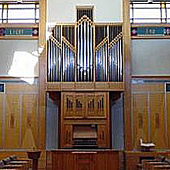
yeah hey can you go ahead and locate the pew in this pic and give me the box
[151,165,170,170]
[0,156,30,170]
[146,162,168,170]
[2,158,27,170]
[142,159,159,170]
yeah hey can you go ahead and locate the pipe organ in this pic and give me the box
[47,12,124,149]
[47,15,123,82]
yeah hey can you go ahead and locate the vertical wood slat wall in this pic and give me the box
[0,82,39,149]
[131,82,170,149]
[123,0,131,150]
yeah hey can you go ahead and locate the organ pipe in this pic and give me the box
[47,20,123,82]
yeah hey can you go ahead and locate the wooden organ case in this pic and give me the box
[60,92,110,148]
[46,10,124,149]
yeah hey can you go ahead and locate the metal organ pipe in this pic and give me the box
[47,39,50,82]
[80,22,83,81]
[120,38,123,81]
[77,16,93,82]
[47,22,123,83]
[84,21,86,81]
[77,24,80,81]
[90,25,93,81]
[87,22,89,81]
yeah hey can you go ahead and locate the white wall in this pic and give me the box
[0,40,38,77]
[47,0,122,24]
[131,39,170,76]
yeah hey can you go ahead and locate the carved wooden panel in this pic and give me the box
[64,125,73,147]
[75,93,85,118]
[5,94,20,148]
[132,94,149,149]
[86,94,95,117]
[94,93,106,118]
[97,125,108,148]
[150,94,167,148]
[64,94,75,118]
[63,92,107,119]
[22,94,38,148]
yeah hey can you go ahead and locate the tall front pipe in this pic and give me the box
[62,42,65,81]
[119,38,122,81]
[47,40,51,81]
[105,42,108,81]
[87,22,90,81]
[84,21,87,81]
[117,40,120,82]
[90,25,93,81]
[80,22,83,81]
[77,25,80,81]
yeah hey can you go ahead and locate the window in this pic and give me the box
[0,3,39,23]
[130,2,170,23]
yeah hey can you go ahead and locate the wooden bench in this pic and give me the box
[0,156,30,170]
[151,165,170,170]
[146,161,168,170]
[9,156,31,168]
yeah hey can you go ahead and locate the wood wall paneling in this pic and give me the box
[0,82,39,149]
[22,94,38,148]
[166,93,170,148]
[74,153,95,170]
[5,94,20,148]
[95,152,107,170]
[150,94,167,148]
[123,0,131,150]
[38,0,47,150]
[132,94,149,149]
[131,82,169,149]
[38,47,47,149]
[0,94,3,147]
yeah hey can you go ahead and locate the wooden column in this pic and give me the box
[38,0,47,149]
[123,0,132,150]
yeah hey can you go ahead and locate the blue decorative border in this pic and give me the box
[0,28,39,36]
[131,27,170,36]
